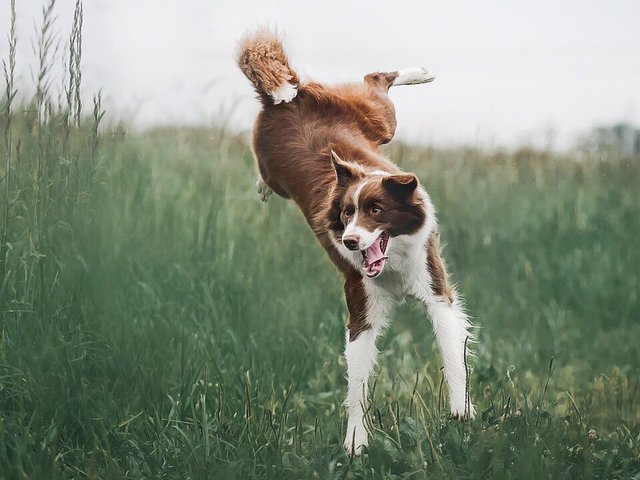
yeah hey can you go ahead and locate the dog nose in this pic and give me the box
[342,234,360,251]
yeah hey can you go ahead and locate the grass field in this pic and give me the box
[2,6,640,479]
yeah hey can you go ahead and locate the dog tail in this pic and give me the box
[236,28,299,105]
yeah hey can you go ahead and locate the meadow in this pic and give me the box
[1,4,640,479]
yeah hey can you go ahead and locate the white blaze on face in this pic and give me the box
[343,222,383,250]
[341,180,390,278]
[342,180,381,250]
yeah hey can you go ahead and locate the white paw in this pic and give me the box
[256,176,273,203]
[451,402,476,420]
[343,422,368,456]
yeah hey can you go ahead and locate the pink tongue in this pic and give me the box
[365,235,385,265]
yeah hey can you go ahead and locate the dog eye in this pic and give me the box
[371,205,382,214]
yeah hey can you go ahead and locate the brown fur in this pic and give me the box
[238,33,429,339]
[344,274,369,341]
[332,178,426,239]
[427,234,454,303]
[237,33,478,447]
[236,28,299,102]
[250,83,405,251]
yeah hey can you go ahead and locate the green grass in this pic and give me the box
[1,4,639,479]
[1,123,639,479]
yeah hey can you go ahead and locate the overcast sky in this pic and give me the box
[2,0,639,149]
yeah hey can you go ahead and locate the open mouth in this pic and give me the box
[361,231,389,278]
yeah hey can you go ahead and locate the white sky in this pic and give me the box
[2,0,639,149]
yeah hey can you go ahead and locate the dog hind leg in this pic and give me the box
[359,67,434,145]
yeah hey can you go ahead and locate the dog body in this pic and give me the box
[237,29,475,455]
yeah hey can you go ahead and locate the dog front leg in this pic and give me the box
[343,328,378,455]
[412,235,476,419]
[342,276,391,455]
[424,295,475,419]
[255,174,273,203]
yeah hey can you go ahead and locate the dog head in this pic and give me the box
[327,151,426,278]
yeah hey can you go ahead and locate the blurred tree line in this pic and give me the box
[578,122,640,157]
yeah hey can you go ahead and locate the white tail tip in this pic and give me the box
[392,67,436,86]
[271,82,298,104]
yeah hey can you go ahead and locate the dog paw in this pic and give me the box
[450,403,476,420]
[343,422,368,456]
[256,176,273,203]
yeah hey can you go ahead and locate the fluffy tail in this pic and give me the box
[236,28,299,105]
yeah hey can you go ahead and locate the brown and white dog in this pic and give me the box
[237,28,475,455]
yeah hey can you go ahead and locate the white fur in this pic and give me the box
[392,67,436,86]
[271,82,297,104]
[342,180,384,251]
[411,287,476,418]
[342,222,383,251]
[256,175,273,202]
[430,300,475,418]
[352,179,368,209]
[330,231,363,272]
[339,187,475,454]
[343,329,376,455]
[332,188,437,276]
[343,284,393,455]
[369,170,392,177]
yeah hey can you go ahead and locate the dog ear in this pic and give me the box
[382,174,418,198]
[330,150,357,186]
